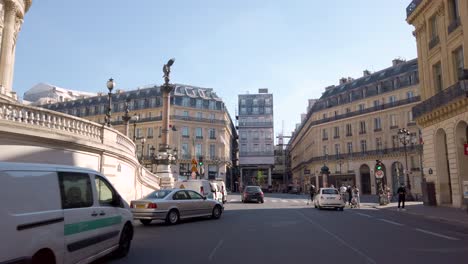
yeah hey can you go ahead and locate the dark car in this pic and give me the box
[242,186,264,203]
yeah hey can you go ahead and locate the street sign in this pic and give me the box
[191,158,197,165]
[191,165,198,172]
[375,170,384,179]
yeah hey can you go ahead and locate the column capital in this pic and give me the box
[3,0,19,15]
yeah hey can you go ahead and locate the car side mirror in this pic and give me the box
[203,196,207,200]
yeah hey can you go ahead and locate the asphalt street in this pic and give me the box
[97,193,468,264]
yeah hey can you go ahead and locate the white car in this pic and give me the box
[0,162,134,264]
[314,188,345,211]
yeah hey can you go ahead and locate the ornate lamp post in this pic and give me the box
[122,99,131,137]
[398,128,414,200]
[105,78,115,127]
[140,137,146,162]
[132,114,139,142]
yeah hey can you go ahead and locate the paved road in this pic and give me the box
[98,193,468,264]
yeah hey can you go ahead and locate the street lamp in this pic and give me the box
[105,78,115,127]
[122,99,131,137]
[398,128,414,200]
[131,113,139,142]
[140,137,146,162]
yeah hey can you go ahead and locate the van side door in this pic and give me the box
[59,171,99,263]
[91,175,125,254]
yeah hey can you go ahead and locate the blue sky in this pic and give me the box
[14,0,416,141]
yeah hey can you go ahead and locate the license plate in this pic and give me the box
[136,204,146,209]
[251,198,257,201]
[327,197,335,200]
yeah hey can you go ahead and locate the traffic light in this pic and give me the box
[376,160,383,170]
[198,156,204,166]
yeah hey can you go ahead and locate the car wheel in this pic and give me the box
[166,209,179,225]
[139,219,152,226]
[261,199,264,203]
[113,223,133,259]
[212,205,222,219]
[340,207,345,211]
[32,249,55,264]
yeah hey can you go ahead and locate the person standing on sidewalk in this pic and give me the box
[397,183,406,210]
[309,185,316,202]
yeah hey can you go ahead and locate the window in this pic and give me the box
[196,99,203,109]
[346,108,351,113]
[360,140,367,153]
[389,96,397,104]
[265,98,271,105]
[390,114,398,127]
[147,127,154,138]
[334,110,339,116]
[240,107,247,114]
[322,129,328,140]
[359,121,366,134]
[209,144,215,159]
[323,146,328,156]
[253,144,259,152]
[136,128,142,138]
[407,91,414,99]
[266,143,272,152]
[240,131,247,139]
[335,144,340,155]
[196,128,203,138]
[346,124,352,136]
[334,127,340,138]
[453,47,464,80]
[392,135,400,149]
[253,131,259,139]
[430,15,438,40]
[181,143,189,156]
[374,118,382,130]
[323,113,328,119]
[182,97,190,107]
[347,142,353,154]
[241,144,247,152]
[173,191,190,200]
[253,107,259,114]
[253,99,258,105]
[265,107,272,114]
[449,0,459,24]
[433,62,443,92]
[187,190,203,200]
[373,100,380,107]
[210,113,216,120]
[195,144,202,156]
[182,127,189,137]
[265,130,272,140]
[408,111,414,123]
[240,99,246,105]
[58,172,93,209]
[209,128,216,139]
[376,137,383,151]
[183,111,189,117]
[95,176,116,206]
[358,104,365,111]
[209,101,216,110]
[197,112,203,119]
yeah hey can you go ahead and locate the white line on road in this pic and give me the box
[281,199,288,203]
[292,200,299,203]
[415,228,459,241]
[296,211,376,264]
[230,199,237,202]
[271,199,278,203]
[208,239,224,261]
[355,213,373,218]
[377,218,404,227]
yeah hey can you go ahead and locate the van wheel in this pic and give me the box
[140,219,152,226]
[212,205,222,219]
[166,209,179,225]
[113,223,133,258]
[32,249,55,264]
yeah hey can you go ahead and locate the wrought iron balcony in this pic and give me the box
[406,0,422,18]
[237,121,273,128]
[413,80,468,119]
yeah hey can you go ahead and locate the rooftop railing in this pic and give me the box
[406,0,422,18]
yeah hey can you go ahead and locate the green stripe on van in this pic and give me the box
[64,216,122,236]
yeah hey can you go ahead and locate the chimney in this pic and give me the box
[258,88,268,94]
[363,70,371,77]
[347,77,354,82]
[339,77,347,85]
[392,58,405,67]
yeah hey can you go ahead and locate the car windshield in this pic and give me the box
[144,190,172,199]
[322,189,339,195]
[246,187,261,192]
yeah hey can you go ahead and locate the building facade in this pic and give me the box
[238,89,274,189]
[0,0,31,102]
[289,59,423,197]
[23,83,97,105]
[407,0,468,208]
[42,84,238,189]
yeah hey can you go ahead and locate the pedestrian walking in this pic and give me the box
[339,184,347,201]
[397,184,406,210]
[309,185,316,202]
[347,185,352,205]
[352,186,360,208]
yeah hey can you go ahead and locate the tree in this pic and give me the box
[256,171,265,186]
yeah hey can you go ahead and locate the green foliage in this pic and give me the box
[256,171,265,185]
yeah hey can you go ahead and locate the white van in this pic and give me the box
[212,179,227,204]
[0,162,134,264]
[175,179,218,200]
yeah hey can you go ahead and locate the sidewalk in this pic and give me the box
[359,195,468,228]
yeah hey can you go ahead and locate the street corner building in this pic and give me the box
[288,58,423,197]
[407,0,468,208]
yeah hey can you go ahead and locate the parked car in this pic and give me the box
[174,179,217,200]
[131,189,223,225]
[242,186,264,203]
[314,188,345,211]
[212,179,228,204]
[0,162,134,264]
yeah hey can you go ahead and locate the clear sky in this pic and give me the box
[14,0,417,142]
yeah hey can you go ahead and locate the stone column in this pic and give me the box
[0,0,17,94]
[268,167,272,187]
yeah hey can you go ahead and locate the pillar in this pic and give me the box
[240,168,243,191]
[0,1,17,93]
[268,167,272,187]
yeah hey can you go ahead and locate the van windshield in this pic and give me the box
[144,190,172,199]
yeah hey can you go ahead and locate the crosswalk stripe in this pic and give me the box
[281,200,288,203]
[230,199,237,202]
[292,200,299,203]
[271,199,278,203]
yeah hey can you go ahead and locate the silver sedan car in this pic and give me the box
[130,189,224,225]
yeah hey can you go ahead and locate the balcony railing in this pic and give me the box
[171,115,226,125]
[238,121,273,128]
[240,151,274,157]
[413,80,468,119]
[292,145,423,172]
[406,0,422,18]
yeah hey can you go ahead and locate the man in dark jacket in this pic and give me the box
[397,184,406,210]
[347,185,352,205]
[310,185,316,201]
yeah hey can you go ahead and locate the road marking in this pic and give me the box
[355,213,373,218]
[281,199,288,203]
[377,218,404,226]
[230,199,237,202]
[415,228,459,241]
[271,199,278,203]
[208,239,224,261]
[296,211,376,264]
[292,200,299,203]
